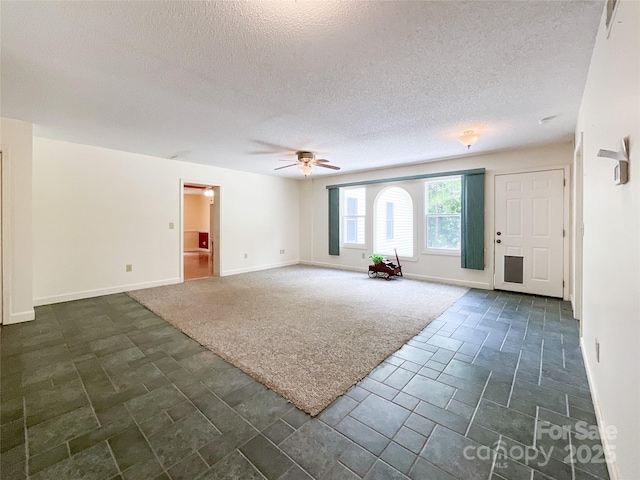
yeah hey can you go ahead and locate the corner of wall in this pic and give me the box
[0,117,34,325]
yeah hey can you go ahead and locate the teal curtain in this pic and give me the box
[328,187,340,255]
[461,172,485,270]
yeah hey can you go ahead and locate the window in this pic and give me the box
[425,177,462,251]
[329,170,484,265]
[342,187,365,245]
[375,187,413,257]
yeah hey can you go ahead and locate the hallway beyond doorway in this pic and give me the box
[184,251,213,280]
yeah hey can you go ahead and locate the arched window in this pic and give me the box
[374,187,413,257]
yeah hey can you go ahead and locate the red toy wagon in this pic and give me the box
[368,249,403,280]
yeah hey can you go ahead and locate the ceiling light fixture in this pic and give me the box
[298,164,313,176]
[203,188,214,197]
[458,130,480,149]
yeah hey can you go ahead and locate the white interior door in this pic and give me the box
[494,170,564,297]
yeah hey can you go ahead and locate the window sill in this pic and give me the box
[341,244,368,250]
[422,249,461,257]
[376,253,417,262]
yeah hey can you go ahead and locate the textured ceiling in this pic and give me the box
[1,1,603,177]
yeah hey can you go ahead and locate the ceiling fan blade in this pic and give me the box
[279,158,299,162]
[252,140,298,154]
[247,150,285,155]
[314,159,330,163]
[274,163,298,170]
[315,164,341,170]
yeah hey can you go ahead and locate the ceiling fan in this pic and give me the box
[274,151,341,176]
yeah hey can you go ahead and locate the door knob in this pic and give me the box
[496,239,502,244]
[497,232,502,235]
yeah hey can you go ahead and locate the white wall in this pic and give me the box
[300,143,572,292]
[574,1,640,478]
[32,138,300,304]
[0,118,35,324]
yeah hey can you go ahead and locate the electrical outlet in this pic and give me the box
[595,339,600,363]
[362,253,365,259]
[126,264,132,272]
[169,222,174,230]
[244,253,248,259]
[280,249,285,254]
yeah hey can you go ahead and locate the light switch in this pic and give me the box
[169,222,174,229]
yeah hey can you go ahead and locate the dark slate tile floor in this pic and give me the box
[0,289,611,480]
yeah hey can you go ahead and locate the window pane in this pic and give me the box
[346,197,358,216]
[426,215,461,249]
[386,202,394,239]
[426,179,461,214]
[343,217,365,244]
[375,187,413,257]
[346,218,357,243]
[344,188,366,215]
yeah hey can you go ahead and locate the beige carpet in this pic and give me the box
[128,265,468,415]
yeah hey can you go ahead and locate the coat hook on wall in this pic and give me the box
[597,137,629,185]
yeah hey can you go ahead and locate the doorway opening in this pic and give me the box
[182,183,220,281]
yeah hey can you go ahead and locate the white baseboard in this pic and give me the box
[300,261,491,290]
[5,309,35,324]
[401,272,490,290]
[221,260,300,277]
[580,337,619,480]
[33,278,182,306]
[299,261,367,273]
[33,262,300,306]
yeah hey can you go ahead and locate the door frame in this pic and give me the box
[489,164,571,300]
[573,135,584,332]
[179,179,221,281]
[0,151,3,324]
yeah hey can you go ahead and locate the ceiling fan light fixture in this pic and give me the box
[298,151,314,162]
[203,188,214,197]
[458,130,480,149]
[272,149,339,174]
[298,164,313,176]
